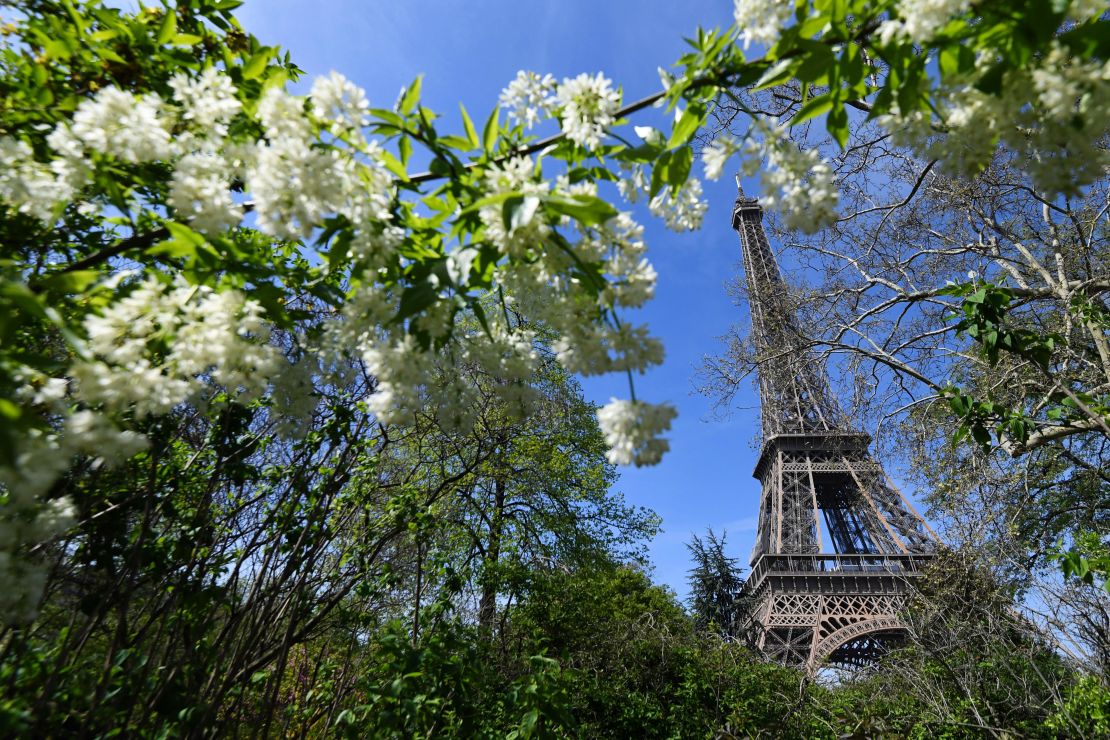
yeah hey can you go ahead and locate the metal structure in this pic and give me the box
[731,186,937,670]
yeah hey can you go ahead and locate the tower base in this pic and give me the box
[741,553,930,671]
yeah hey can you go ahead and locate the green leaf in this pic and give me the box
[39,270,100,295]
[396,281,439,321]
[826,103,848,149]
[399,74,423,115]
[482,107,500,155]
[794,43,836,84]
[171,33,203,47]
[667,102,706,149]
[544,194,618,226]
[379,149,408,180]
[242,49,273,81]
[792,93,834,125]
[665,146,693,187]
[156,9,177,44]
[754,58,800,90]
[460,104,480,149]
[437,134,474,151]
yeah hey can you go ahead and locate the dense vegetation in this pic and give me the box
[0,0,1107,736]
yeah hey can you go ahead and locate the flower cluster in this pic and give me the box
[169,65,242,138]
[702,134,741,181]
[879,42,1110,196]
[71,87,175,163]
[0,398,145,623]
[499,70,621,150]
[168,151,244,235]
[479,155,551,258]
[71,276,288,417]
[649,178,709,233]
[555,72,621,149]
[742,121,839,234]
[596,398,678,467]
[0,138,71,221]
[311,70,371,131]
[877,0,971,45]
[733,0,793,50]
[499,70,557,129]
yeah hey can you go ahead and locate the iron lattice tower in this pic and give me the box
[732,188,937,670]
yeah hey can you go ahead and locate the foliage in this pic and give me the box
[686,528,749,637]
[0,0,1106,735]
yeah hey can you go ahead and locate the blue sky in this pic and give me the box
[234,0,781,599]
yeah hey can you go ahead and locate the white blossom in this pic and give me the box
[617,163,649,204]
[742,123,838,233]
[555,73,621,150]
[598,213,656,308]
[169,151,243,235]
[877,42,1110,195]
[169,66,241,137]
[554,321,664,376]
[649,177,708,232]
[702,134,740,181]
[0,137,70,221]
[0,431,74,624]
[499,70,556,129]
[733,0,793,50]
[32,378,68,407]
[310,71,370,130]
[73,276,284,416]
[479,156,550,256]
[1068,0,1106,22]
[250,126,356,240]
[70,87,174,162]
[877,0,971,45]
[360,334,434,426]
[45,125,91,193]
[596,399,678,466]
[63,410,149,466]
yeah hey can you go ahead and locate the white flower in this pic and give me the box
[1068,0,1106,22]
[733,0,793,50]
[71,87,174,162]
[257,86,312,140]
[499,70,557,129]
[596,399,677,466]
[361,334,433,426]
[554,321,664,376]
[73,276,284,416]
[310,71,370,130]
[0,431,75,624]
[479,156,550,255]
[617,163,649,204]
[45,125,91,193]
[33,377,68,407]
[555,73,621,150]
[169,66,241,136]
[649,177,708,232]
[877,0,971,45]
[0,137,70,221]
[702,134,740,181]
[169,151,243,235]
[743,123,838,233]
[63,410,149,466]
[250,130,355,240]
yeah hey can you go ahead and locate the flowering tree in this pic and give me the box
[0,0,1106,624]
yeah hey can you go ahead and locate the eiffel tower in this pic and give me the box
[732,186,937,670]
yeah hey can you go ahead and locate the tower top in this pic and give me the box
[732,178,763,229]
